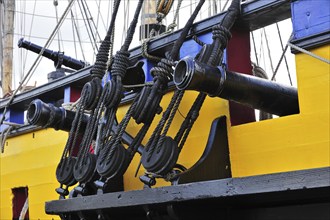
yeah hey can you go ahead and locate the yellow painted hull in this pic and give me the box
[1,45,329,219]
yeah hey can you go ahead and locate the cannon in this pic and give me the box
[174,57,299,116]
[18,38,88,71]
[26,99,143,153]
[27,99,88,132]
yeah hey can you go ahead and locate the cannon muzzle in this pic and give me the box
[18,38,88,70]
[174,57,299,116]
[27,99,88,131]
[27,99,144,154]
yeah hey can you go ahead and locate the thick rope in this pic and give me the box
[135,0,206,167]
[96,0,145,173]
[90,0,121,79]
[173,0,241,159]
[145,90,183,160]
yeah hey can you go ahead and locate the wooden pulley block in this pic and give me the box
[157,0,174,17]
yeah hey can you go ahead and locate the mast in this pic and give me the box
[0,0,4,89]
[0,1,3,90]
[140,0,157,40]
[1,0,15,96]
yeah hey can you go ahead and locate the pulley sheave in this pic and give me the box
[141,136,179,176]
[56,157,77,186]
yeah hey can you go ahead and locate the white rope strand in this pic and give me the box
[288,41,330,64]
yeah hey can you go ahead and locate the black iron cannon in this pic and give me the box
[173,57,299,116]
[26,99,142,153]
[18,38,88,71]
[26,99,88,132]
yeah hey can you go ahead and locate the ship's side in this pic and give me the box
[0,0,329,219]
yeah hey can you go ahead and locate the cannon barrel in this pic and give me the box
[26,99,144,154]
[18,38,87,70]
[27,99,88,132]
[174,57,299,116]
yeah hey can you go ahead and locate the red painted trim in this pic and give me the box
[69,87,81,102]
[12,187,29,220]
[226,28,256,126]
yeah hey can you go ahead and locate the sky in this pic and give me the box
[1,0,297,96]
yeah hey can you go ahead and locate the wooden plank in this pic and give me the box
[45,167,330,214]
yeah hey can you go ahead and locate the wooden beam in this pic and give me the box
[1,0,15,96]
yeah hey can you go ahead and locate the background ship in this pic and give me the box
[0,0,329,219]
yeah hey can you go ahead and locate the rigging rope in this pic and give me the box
[134,0,207,178]
[252,63,273,121]
[263,28,275,80]
[171,0,239,157]
[82,0,102,43]
[69,5,87,61]
[22,0,37,77]
[167,0,183,32]
[133,0,206,126]
[54,0,122,192]
[251,31,259,65]
[53,0,62,51]
[139,0,241,180]
[78,0,146,183]
[77,0,98,54]
[288,41,330,65]
[276,22,292,85]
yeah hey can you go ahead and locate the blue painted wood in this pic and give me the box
[179,32,213,59]
[0,109,24,132]
[292,0,330,39]
[140,58,155,82]
[64,87,72,104]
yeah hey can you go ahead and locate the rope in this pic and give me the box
[252,63,273,121]
[151,57,176,83]
[271,33,330,81]
[170,0,206,61]
[263,28,275,80]
[90,0,121,79]
[53,0,61,51]
[271,42,289,81]
[133,1,206,168]
[175,93,206,151]
[141,39,162,62]
[145,90,184,161]
[105,0,144,108]
[82,0,102,43]
[251,31,259,65]
[1,126,13,153]
[167,0,183,32]
[94,0,145,178]
[156,90,184,151]
[123,82,154,88]
[192,35,206,46]
[276,23,292,85]
[111,51,130,78]
[173,0,241,158]
[60,87,87,161]
[156,0,174,22]
[77,85,106,166]
[77,0,98,54]
[18,197,29,220]
[121,0,143,51]
[69,9,86,61]
[288,41,330,64]
[106,101,137,162]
